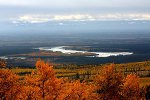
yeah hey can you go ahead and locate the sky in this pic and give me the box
[0,0,150,23]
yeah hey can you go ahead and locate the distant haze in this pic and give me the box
[0,21,150,36]
[0,0,150,36]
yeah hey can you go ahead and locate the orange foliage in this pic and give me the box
[61,80,97,100]
[94,64,145,100]
[122,74,141,99]
[20,59,65,99]
[0,69,20,100]
[0,60,146,100]
[20,59,96,100]
[94,64,123,99]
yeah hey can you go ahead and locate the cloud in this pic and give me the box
[53,14,94,21]
[19,15,50,23]
[12,14,96,23]
[11,13,150,24]
[1,0,150,22]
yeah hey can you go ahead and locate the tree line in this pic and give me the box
[0,59,149,100]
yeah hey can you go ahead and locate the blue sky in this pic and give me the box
[0,0,150,23]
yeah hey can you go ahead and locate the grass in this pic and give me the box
[9,67,150,87]
[1,61,150,86]
[10,68,35,74]
[140,77,150,87]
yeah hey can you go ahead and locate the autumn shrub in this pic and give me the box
[0,69,20,100]
[60,80,97,100]
[122,74,142,100]
[94,64,123,100]
[21,59,65,100]
[0,60,147,100]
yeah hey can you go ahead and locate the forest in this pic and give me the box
[1,59,150,100]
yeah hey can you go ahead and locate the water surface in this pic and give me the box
[37,46,133,57]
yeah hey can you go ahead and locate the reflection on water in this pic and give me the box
[37,46,133,57]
